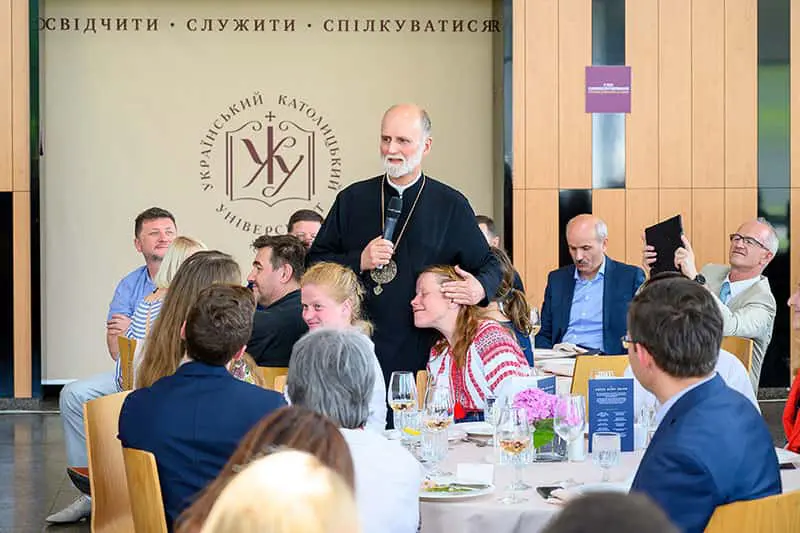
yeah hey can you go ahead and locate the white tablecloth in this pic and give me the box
[420,441,800,533]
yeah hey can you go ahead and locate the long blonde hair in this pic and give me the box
[153,236,207,289]
[423,265,481,370]
[301,262,373,335]
[199,450,359,533]
[135,251,241,389]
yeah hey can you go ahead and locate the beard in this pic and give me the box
[382,142,425,179]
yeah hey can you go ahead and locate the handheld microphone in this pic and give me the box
[383,197,403,243]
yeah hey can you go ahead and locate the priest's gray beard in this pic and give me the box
[382,142,425,179]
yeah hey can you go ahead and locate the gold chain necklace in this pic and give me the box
[370,174,427,295]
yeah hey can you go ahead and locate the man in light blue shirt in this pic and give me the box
[48,207,176,524]
[537,215,645,354]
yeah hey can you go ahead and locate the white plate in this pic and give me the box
[420,483,496,501]
[538,359,576,377]
[535,350,578,360]
[456,421,494,437]
[385,427,466,441]
[775,447,800,465]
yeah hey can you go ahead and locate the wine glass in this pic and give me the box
[592,432,621,482]
[554,394,586,462]
[388,371,417,440]
[420,382,454,478]
[497,407,531,504]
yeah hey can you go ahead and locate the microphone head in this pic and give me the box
[387,197,402,218]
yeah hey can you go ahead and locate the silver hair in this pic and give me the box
[566,215,608,242]
[420,109,432,138]
[287,328,376,429]
[756,217,780,255]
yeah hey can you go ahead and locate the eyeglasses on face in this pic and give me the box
[729,233,768,251]
[621,334,634,350]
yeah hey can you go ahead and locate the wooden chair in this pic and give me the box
[416,370,429,408]
[117,337,137,391]
[123,448,168,533]
[84,391,134,533]
[721,336,754,373]
[570,355,630,412]
[258,367,289,391]
[705,491,800,532]
[274,374,288,393]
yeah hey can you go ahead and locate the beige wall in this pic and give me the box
[40,0,499,381]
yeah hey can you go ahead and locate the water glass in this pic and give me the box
[421,382,454,477]
[554,394,586,462]
[637,403,657,447]
[497,407,531,504]
[592,432,621,482]
[388,371,417,436]
[530,307,541,338]
[420,426,449,478]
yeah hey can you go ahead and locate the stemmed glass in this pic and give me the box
[497,407,531,504]
[592,432,621,482]
[530,307,541,337]
[388,371,418,442]
[554,394,586,462]
[420,381,454,478]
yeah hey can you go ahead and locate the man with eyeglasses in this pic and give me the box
[642,218,778,392]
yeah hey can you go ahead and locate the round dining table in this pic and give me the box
[419,439,800,533]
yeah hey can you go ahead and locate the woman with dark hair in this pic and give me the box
[175,406,355,533]
[412,265,529,421]
[481,246,534,365]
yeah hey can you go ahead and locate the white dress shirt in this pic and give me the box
[722,274,761,302]
[341,428,424,533]
[626,349,759,419]
[366,354,388,433]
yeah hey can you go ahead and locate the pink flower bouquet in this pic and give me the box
[512,388,567,449]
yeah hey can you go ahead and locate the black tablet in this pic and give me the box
[644,215,684,276]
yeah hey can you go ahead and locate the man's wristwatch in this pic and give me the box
[694,274,706,286]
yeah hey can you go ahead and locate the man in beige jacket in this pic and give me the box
[643,218,777,392]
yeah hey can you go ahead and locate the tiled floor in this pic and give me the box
[0,401,790,533]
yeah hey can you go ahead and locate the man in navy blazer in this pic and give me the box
[118,284,285,529]
[536,215,644,354]
[627,276,780,533]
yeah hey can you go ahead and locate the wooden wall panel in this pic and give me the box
[691,0,725,188]
[625,189,659,268]
[524,0,559,189]
[692,189,726,267]
[592,189,626,261]
[725,0,757,188]
[625,0,659,189]
[793,0,800,189]
[0,0,11,192]
[724,188,757,248]
[512,0,528,190]
[512,188,527,282]
[13,191,30,397]
[524,189,559,309]
[659,0,692,188]
[11,0,28,191]
[659,189,693,240]
[557,0,591,189]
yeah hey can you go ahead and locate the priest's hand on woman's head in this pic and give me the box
[440,265,485,306]
[360,236,394,271]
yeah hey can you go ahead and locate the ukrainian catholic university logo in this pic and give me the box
[199,92,343,235]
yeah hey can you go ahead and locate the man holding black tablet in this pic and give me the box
[642,218,778,392]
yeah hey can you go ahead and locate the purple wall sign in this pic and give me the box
[585,66,631,113]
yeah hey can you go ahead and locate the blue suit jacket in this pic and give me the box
[535,257,645,354]
[118,362,286,529]
[631,375,781,533]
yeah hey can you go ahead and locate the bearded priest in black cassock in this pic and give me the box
[307,104,502,412]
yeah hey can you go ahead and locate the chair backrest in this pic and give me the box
[721,336,754,373]
[123,448,168,533]
[570,355,630,412]
[416,370,429,409]
[274,374,288,393]
[84,391,134,533]
[258,367,289,391]
[118,337,137,391]
[704,491,800,532]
